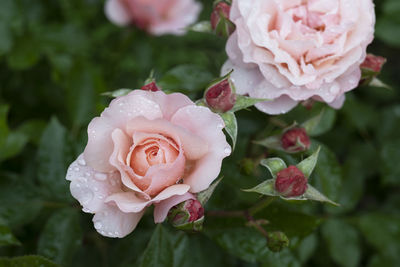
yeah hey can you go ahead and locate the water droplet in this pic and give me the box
[78,177,87,183]
[94,187,99,192]
[85,172,91,177]
[94,222,102,229]
[98,195,104,199]
[217,123,224,129]
[76,183,81,188]
[114,231,119,236]
[118,102,124,106]
[73,167,80,172]
[127,112,133,116]
[82,207,91,213]
[108,232,113,236]
[224,146,232,155]
[81,191,94,205]
[110,179,117,186]
[95,173,107,181]
[78,159,86,166]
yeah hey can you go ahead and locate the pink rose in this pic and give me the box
[222,0,375,114]
[105,0,202,35]
[66,90,230,237]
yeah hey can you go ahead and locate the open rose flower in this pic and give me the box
[105,0,202,35]
[222,0,375,114]
[66,90,230,238]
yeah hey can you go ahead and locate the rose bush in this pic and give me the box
[66,90,230,237]
[222,0,375,114]
[105,0,202,35]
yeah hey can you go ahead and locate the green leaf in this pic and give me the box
[0,223,20,247]
[376,18,400,47]
[380,139,400,185]
[254,135,283,151]
[0,22,12,56]
[296,147,320,178]
[258,203,321,238]
[357,213,400,259]
[309,143,342,204]
[302,108,336,137]
[0,132,28,162]
[65,63,96,127]
[322,219,361,267]
[303,185,339,206]
[205,227,270,263]
[36,117,72,201]
[0,255,60,267]
[295,234,318,263]
[260,158,287,178]
[220,112,237,150]
[243,180,277,197]
[101,88,133,98]
[37,208,82,266]
[232,95,268,112]
[6,35,40,70]
[139,225,174,267]
[159,64,213,93]
[197,177,223,206]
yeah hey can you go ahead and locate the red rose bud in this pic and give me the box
[361,54,386,73]
[167,199,204,231]
[267,231,290,252]
[205,78,236,112]
[275,166,308,197]
[141,81,161,92]
[210,2,235,37]
[281,127,311,152]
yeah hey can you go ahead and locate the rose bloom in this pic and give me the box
[105,0,202,35]
[222,0,375,114]
[66,90,230,237]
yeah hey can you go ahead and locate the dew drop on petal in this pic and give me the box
[224,146,232,155]
[94,222,102,229]
[95,173,107,181]
[73,167,80,172]
[78,158,86,166]
[81,191,94,205]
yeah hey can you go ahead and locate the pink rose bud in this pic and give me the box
[275,166,308,197]
[205,78,236,112]
[281,127,311,152]
[361,54,386,73]
[210,2,235,37]
[167,199,204,231]
[141,81,161,92]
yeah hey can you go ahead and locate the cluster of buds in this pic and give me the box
[210,1,235,37]
[167,198,205,231]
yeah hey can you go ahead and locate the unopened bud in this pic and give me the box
[361,54,386,73]
[275,166,308,197]
[167,199,204,231]
[210,2,235,37]
[281,127,310,152]
[267,231,289,252]
[205,78,236,112]
[141,81,161,92]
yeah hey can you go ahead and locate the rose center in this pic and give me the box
[127,136,179,177]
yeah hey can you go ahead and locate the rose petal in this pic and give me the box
[84,90,163,172]
[171,105,230,193]
[153,192,195,223]
[104,0,132,26]
[66,154,122,213]
[126,117,208,161]
[92,204,144,238]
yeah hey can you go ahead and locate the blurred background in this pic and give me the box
[1,0,400,266]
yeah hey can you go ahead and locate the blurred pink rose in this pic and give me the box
[66,90,230,237]
[222,0,375,114]
[105,0,202,35]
